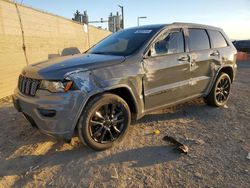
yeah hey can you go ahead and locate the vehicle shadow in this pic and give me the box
[0,144,180,177]
[0,104,181,177]
[0,145,93,177]
[95,145,180,168]
[0,98,213,178]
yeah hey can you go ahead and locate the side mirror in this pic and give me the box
[143,45,156,59]
[143,47,153,59]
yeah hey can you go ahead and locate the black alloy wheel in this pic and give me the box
[89,103,125,144]
[215,76,230,104]
[205,72,231,107]
[78,93,131,150]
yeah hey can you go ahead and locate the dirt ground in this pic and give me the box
[0,60,249,188]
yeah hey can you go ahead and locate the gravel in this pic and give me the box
[0,60,249,188]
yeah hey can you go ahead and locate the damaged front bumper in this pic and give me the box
[12,88,87,140]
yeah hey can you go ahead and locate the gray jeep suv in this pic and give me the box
[13,23,237,150]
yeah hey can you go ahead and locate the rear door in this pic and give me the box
[143,28,192,110]
[185,28,216,95]
[207,29,233,66]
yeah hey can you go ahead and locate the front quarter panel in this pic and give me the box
[66,59,145,125]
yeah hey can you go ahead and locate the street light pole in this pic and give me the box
[118,5,124,29]
[137,16,147,26]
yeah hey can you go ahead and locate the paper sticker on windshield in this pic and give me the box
[135,30,152,34]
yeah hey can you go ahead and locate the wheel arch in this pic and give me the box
[74,85,139,132]
[219,66,234,83]
[205,65,235,96]
[107,87,138,117]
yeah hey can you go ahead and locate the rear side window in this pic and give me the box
[208,30,228,48]
[188,29,210,51]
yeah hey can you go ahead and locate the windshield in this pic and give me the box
[88,28,159,56]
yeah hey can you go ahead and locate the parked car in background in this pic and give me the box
[233,40,250,53]
[13,23,237,150]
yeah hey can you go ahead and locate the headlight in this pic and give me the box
[39,80,73,93]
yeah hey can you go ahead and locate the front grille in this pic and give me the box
[18,75,40,96]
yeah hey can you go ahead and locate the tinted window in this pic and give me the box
[188,29,210,51]
[153,29,184,55]
[208,30,228,48]
[89,28,159,56]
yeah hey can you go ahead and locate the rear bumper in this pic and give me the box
[13,89,87,140]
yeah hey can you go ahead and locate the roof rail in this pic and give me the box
[172,22,200,25]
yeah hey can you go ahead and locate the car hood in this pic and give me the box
[22,53,126,80]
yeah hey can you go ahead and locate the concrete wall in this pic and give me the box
[0,0,111,98]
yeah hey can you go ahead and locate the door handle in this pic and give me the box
[210,51,220,57]
[178,55,190,62]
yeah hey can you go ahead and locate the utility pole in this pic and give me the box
[118,5,124,29]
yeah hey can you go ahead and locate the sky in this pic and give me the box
[14,0,250,40]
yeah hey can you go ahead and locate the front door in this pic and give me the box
[143,28,192,110]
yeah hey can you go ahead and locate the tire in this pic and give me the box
[205,72,231,107]
[78,93,131,151]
